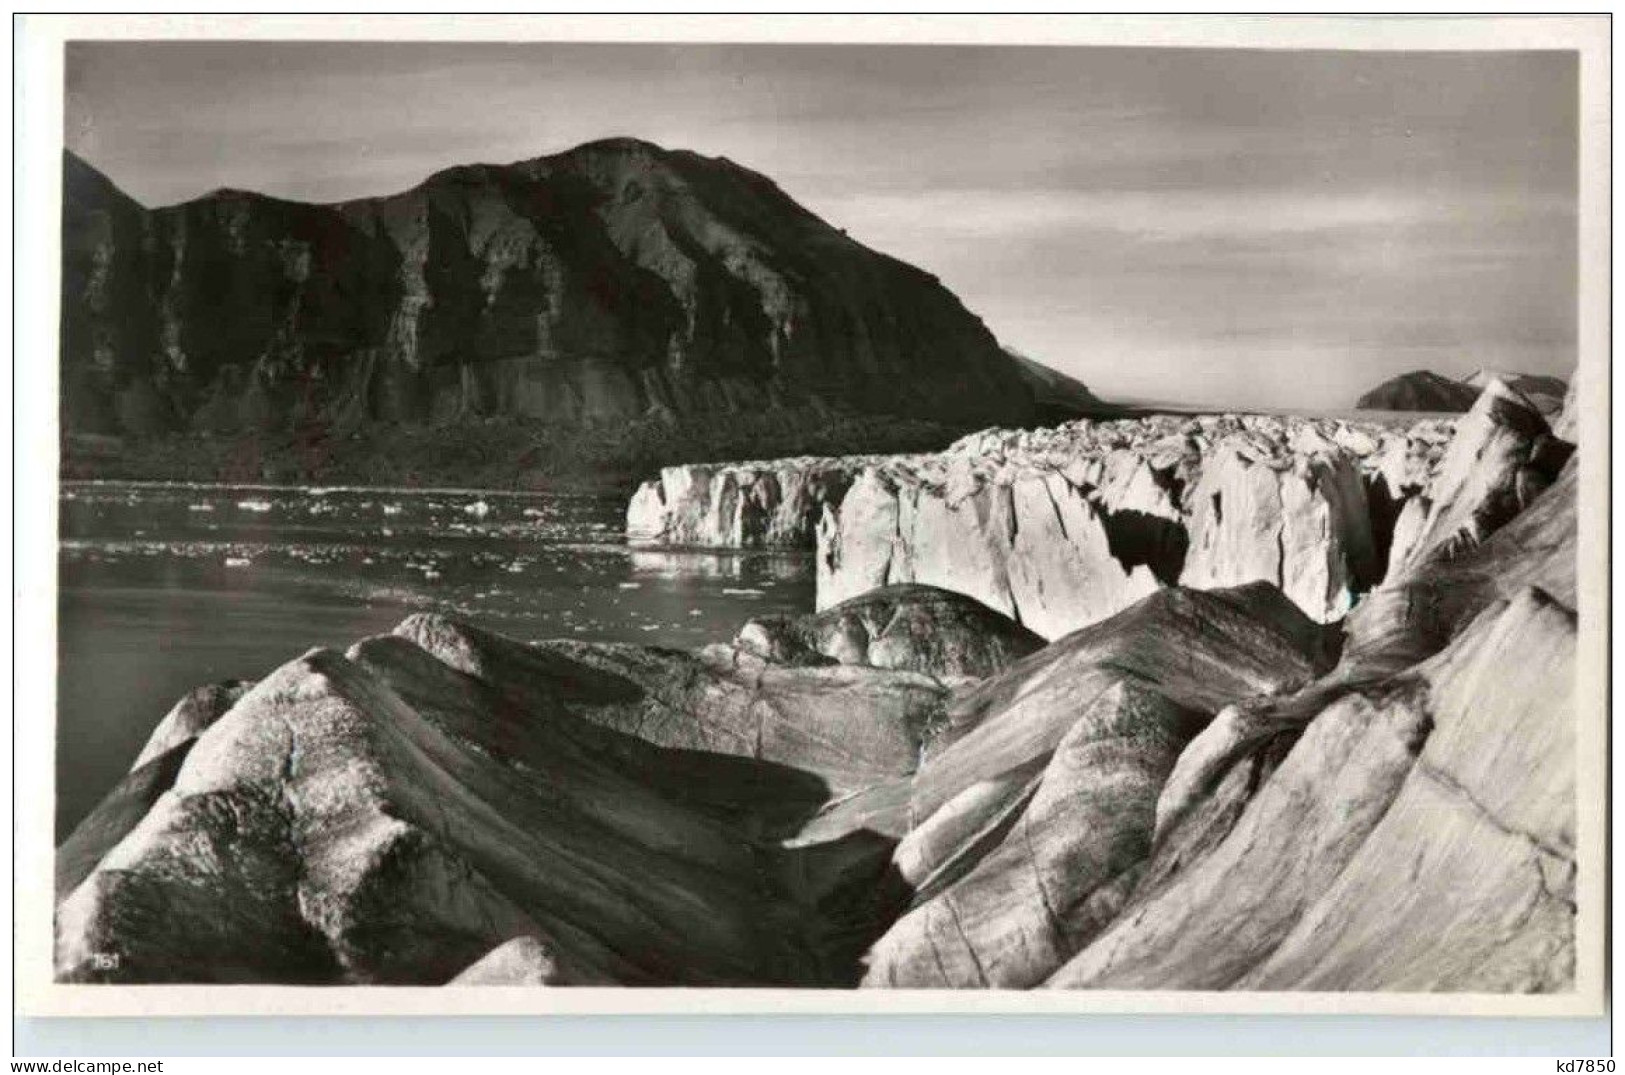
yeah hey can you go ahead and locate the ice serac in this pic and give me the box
[1387,377,1570,579]
[1005,473,1164,640]
[816,464,1158,640]
[642,410,1443,636]
[1179,443,1377,623]
[816,467,903,608]
[627,460,862,547]
[1381,496,1431,585]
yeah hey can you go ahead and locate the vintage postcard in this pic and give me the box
[13,14,1611,1018]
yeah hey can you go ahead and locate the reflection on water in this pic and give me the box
[626,548,807,582]
[56,481,814,838]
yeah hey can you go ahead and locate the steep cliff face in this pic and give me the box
[60,143,1066,446]
[1177,442,1378,623]
[816,465,1165,640]
[626,457,872,547]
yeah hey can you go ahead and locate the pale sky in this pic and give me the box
[64,42,1578,409]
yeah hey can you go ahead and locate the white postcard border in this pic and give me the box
[12,13,1611,1020]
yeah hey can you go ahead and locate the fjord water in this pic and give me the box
[56,481,813,839]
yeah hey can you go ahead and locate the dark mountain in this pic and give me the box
[1356,367,1569,414]
[61,151,160,435]
[60,141,1105,481]
[1355,370,1481,412]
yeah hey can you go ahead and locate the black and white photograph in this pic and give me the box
[14,14,1610,1021]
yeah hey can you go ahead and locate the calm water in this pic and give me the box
[56,480,814,838]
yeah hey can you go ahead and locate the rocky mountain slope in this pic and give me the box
[60,143,1101,482]
[1357,367,1568,414]
[58,380,1582,990]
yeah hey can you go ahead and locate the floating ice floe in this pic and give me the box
[463,501,492,519]
[381,504,403,516]
[187,504,215,513]
[721,588,765,597]
[236,500,272,513]
[224,556,252,568]
[617,582,641,590]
